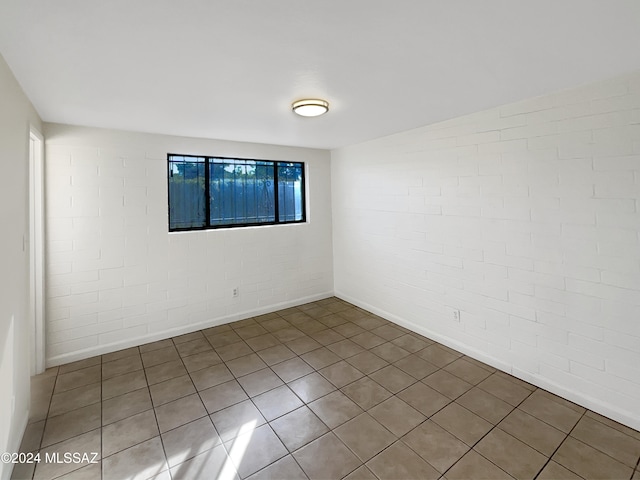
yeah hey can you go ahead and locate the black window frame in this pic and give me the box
[167,153,306,232]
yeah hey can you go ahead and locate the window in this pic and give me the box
[168,154,305,231]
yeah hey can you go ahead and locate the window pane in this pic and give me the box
[168,156,206,229]
[209,158,275,225]
[277,163,304,222]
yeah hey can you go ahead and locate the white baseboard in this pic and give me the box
[335,291,640,432]
[47,291,334,367]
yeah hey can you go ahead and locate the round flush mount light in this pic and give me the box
[292,99,329,117]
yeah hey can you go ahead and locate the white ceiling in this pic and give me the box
[1,1,640,150]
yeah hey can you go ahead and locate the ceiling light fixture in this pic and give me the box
[292,99,329,117]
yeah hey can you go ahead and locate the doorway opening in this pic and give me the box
[29,127,45,375]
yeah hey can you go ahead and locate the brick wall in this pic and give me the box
[44,125,333,365]
[331,72,640,430]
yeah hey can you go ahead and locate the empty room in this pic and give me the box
[1,1,640,479]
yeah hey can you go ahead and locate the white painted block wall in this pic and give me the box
[332,72,640,430]
[0,53,42,480]
[44,125,333,366]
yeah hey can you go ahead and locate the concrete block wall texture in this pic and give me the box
[44,124,334,365]
[331,72,640,430]
[0,53,42,480]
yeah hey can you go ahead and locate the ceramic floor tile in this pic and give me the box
[366,441,440,480]
[293,432,361,480]
[334,413,396,462]
[149,374,196,406]
[103,357,143,383]
[172,331,205,344]
[370,324,405,341]
[402,420,469,473]
[397,382,451,417]
[139,339,174,353]
[52,462,102,480]
[431,402,493,446]
[368,365,416,393]
[58,356,101,375]
[300,347,341,370]
[272,327,306,343]
[393,354,439,380]
[341,377,392,410]
[199,379,249,414]
[270,405,329,452]
[234,323,269,340]
[416,344,460,368]
[190,363,234,391]
[161,416,221,467]
[226,353,269,377]
[252,385,304,421]
[237,368,284,397]
[498,409,567,456]
[368,396,426,437]
[260,317,291,333]
[318,360,364,388]
[519,390,583,433]
[216,341,254,362]
[102,409,159,457]
[345,351,389,375]
[145,359,188,385]
[154,393,208,433]
[245,455,307,480]
[288,372,336,403]
[422,370,474,399]
[456,387,514,424]
[585,410,640,441]
[391,333,430,353]
[245,333,282,352]
[18,420,46,453]
[369,342,411,363]
[256,344,297,366]
[171,446,236,480]
[308,390,364,429]
[350,331,387,349]
[326,339,365,359]
[343,465,378,480]
[34,430,101,480]
[102,346,139,363]
[317,313,350,328]
[271,357,314,383]
[141,346,180,368]
[206,330,242,348]
[445,450,513,480]
[570,415,640,467]
[210,399,267,442]
[42,403,101,447]
[49,382,101,417]
[54,366,101,393]
[284,335,323,355]
[225,424,288,478]
[102,369,147,400]
[474,428,548,479]
[309,329,345,346]
[444,358,493,385]
[536,461,583,479]
[477,373,532,406]
[553,437,633,479]
[175,338,212,357]
[102,388,152,425]
[102,437,168,480]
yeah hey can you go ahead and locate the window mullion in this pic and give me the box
[273,162,279,223]
[205,157,211,227]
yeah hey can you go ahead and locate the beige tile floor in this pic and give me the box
[10,297,640,480]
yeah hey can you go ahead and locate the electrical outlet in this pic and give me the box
[452,309,461,322]
[232,287,239,297]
